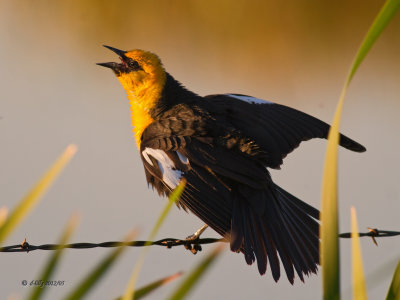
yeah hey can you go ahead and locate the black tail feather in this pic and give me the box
[268,193,309,281]
[279,199,319,263]
[274,184,320,219]
[178,164,319,283]
[258,217,288,281]
[249,210,268,275]
[230,183,319,283]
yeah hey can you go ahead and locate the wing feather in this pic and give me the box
[204,94,366,168]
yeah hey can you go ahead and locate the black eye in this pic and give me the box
[128,59,141,70]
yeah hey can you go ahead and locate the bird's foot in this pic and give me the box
[183,240,202,254]
[183,224,208,255]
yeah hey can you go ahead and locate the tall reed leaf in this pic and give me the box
[167,244,224,300]
[122,180,186,300]
[351,207,368,300]
[64,230,137,300]
[386,260,400,300]
[28,214,80,300]
[0,144,77,245]
[320,1,400,299]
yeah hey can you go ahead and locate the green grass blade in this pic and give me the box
[0,144,77,245]
[320,1,400,299]
[122,180,186,300]
[348,0,400,83]
[149,180,186,240]
[28,214,80,300]
[63,230,137,300]
[167,244,224,300]
[320,91,342,300]
[386,260,400,300]
[351,207,368,300]
[115,272,183,300]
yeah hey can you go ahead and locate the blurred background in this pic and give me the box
[1,0,399,299]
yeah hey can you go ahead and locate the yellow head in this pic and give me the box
[98,46,167,147]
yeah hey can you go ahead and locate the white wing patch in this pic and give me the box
[142,148,183,189]
[177,151,189,164]
[227,94,273,105]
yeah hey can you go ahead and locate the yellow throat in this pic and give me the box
[116,50,166,148]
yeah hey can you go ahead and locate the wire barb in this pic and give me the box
[338,228,399,247]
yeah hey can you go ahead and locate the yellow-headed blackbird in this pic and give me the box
[98,45,366,283]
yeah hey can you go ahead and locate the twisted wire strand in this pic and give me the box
[1,229,398,253]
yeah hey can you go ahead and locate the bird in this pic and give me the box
[97,45,366,284]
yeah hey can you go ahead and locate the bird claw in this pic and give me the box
[183,237,202,254]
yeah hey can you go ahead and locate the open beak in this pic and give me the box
[97,45,128,74]
[96,62,120,69]
[102,45,127,58]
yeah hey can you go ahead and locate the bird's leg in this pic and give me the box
[185,224,209,241]
[183,224,208,254]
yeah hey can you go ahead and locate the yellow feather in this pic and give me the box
[116,50,166,148]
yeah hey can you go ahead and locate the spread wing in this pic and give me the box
[203,93,366,168]
[139,104,321,283]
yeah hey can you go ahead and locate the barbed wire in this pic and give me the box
[338,228,400,246]
[0,237,225,254]
[0,228,398,254]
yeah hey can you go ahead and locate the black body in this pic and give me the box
[139,73,365,283]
